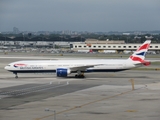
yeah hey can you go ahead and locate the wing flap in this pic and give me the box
[69,64,100,72]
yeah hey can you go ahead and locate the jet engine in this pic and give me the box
[56,68,71,77]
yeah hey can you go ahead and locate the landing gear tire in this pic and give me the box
[75,74,78,78]
[75,74,85,78]
[75,71,85,78]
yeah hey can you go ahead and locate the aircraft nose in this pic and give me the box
[4,65,10,70]
[4,66,8,70]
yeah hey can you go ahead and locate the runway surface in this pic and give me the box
[0,54,160,120]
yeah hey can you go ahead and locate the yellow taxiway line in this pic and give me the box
[35,87,141,120]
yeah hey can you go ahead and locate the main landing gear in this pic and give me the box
[13,72,18,79]
[75,71,85,78]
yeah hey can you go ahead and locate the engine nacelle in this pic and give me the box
[56,68,71,77]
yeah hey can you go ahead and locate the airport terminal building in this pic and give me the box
[71,39,160,53]
[1,39,160,54]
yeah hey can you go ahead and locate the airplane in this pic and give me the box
[103,50,117,54]
[77,49,93,53]
[5,40,151,78]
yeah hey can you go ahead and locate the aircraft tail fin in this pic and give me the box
[128,40,151,65]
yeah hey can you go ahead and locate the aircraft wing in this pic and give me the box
[69,64,100,72]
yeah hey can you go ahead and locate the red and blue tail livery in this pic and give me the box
[128,40,151,64]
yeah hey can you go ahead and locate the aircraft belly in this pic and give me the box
[8,65,56,73]
[8,69,56,73]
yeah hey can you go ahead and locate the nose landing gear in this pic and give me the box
[13,72,18,78]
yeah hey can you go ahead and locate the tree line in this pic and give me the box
[0,33,160,43]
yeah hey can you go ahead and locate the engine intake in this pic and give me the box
[56,68,71,77]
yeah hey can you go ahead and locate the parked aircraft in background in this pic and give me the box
[147,51,156,54]
[5,40,151,78]
[77,49,93,53]
[103,50,117,53]
[123,50,132,54]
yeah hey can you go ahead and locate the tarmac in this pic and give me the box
[0,53,160,120]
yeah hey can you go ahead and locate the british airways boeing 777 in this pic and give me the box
[5,40,151,78]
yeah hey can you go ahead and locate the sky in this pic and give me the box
[0,0,160,32]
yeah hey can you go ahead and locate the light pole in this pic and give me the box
[3,36,6,46]
[22,33,25,41]
[45,108,56,120]
[4,36,6,41]
[22,33,26,51]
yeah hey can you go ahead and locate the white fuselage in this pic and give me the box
[4,59,137,73]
